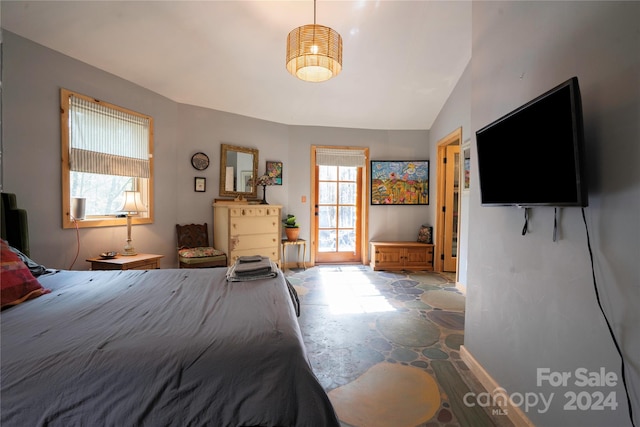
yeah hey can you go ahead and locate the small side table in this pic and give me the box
[281,239,306,270]
[86,253,164,271]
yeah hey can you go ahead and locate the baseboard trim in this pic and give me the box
[455,281,466,294]
[282,262,314,269]
[460,345,536,427]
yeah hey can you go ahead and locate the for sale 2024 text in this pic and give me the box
[537,367,618,411]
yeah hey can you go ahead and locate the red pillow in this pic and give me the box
[1,240,50,309]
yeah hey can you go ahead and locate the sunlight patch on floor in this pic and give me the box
[328,362,441,427]
[319,269,396,315]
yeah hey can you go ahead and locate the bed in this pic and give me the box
[0,194,339,426]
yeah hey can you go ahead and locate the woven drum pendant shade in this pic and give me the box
[286,24,342,82]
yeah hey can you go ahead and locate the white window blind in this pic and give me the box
[316,148,367,167]
[69,95,150,178]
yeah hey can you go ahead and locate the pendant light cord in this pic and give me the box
[312,0,317,48]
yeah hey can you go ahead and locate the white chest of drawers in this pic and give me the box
[213,203,282,266]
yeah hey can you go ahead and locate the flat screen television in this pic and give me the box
[475,76,588,207]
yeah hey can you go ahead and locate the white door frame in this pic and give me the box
[435,128,462,275]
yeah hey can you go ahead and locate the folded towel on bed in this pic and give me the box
[233,257,272,278]
[237,255,263,263]
[233,256,271,274]
[226,256,278,282]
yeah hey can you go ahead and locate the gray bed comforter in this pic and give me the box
[0,268,338,426]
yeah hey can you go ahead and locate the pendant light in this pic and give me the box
[286,0,342,82]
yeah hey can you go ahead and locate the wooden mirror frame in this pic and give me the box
[219,144,259,199]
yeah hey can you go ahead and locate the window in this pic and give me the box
[61,89,154,229]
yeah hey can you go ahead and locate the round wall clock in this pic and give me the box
[191,152,210,171]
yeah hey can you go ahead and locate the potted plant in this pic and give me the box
[283,214,300,241]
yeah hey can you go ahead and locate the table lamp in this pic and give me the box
[255,174,276,205]
[120,191,147,256]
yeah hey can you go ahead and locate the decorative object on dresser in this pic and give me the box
[255,174,276,204]
[213,203,282,266]
[119,191,147,256]
[371,160,430,205]
[266,161,283,185]
[370,241,434,271]
[176,223,227,268]
[283,214,300,241]
[86,253,163,270]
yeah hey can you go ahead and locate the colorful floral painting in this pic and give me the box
[266,161,283,185]
[371,160,429,205]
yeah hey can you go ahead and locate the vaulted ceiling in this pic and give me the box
[2,1,471,130]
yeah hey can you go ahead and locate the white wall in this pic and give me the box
[175,103,290,227]
[287,126,430,245]
[429,61,472,286]
[1,31,430,269]
[463,2,639,426]
[2,30,180,269]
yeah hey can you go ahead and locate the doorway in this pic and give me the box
[310,146,369,266]
[435,128,462,274]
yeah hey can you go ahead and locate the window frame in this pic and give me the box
[60,88,154,229]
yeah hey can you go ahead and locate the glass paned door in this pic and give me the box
[315,165,362,263]
[443,145,460,271]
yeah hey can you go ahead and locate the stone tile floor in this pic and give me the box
[285,265,513,427]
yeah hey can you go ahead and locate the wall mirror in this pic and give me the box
[219,144,259,199]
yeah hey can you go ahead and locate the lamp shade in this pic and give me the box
[120,191,147,214]
[286,24,342,82]
[256,174,276,187]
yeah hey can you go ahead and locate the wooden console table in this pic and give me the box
[370,241,434,271]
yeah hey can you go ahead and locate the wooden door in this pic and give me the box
[443,145,460,272]
[314,164,362,263]
[435,128,462,274]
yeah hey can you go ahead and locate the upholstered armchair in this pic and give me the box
[175,223,227,268]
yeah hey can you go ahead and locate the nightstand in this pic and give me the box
[86,253,163,271]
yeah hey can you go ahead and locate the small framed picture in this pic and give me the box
[194,177,206,192]
[462,139,471,191]
[266,161,283,185]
